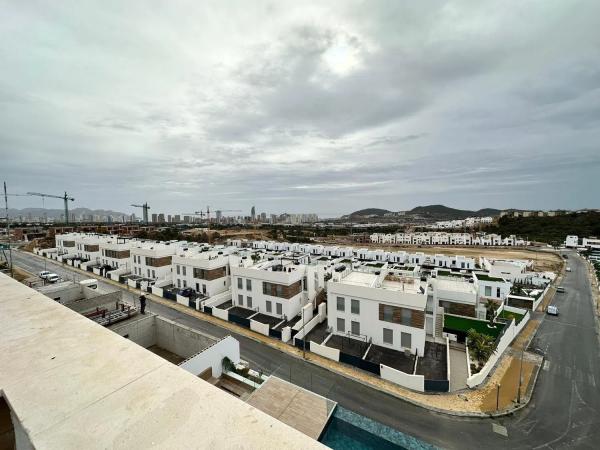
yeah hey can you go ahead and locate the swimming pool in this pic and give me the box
[320,406,438,450]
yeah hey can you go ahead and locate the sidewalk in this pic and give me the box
[18,250,548,417]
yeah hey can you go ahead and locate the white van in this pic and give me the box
[80,279,98,289]
[39,270,51,279]
[46,274,60,283]
[547,305,559,316]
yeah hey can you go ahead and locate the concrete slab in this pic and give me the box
[449,348,469,391]
[247,376,336,440]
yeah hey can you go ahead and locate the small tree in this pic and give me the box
[485,299,498,327]
[467,329,496,365]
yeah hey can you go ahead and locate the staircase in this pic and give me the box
[435,307,444,338]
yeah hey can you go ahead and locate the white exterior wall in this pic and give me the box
[172,253,231,297]
[230,265,307,320]
[327,282,426,356]
[130,244,177,281]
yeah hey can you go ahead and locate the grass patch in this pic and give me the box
[476,273,505,282]
[444,314,502,339]
[498,309,525,324]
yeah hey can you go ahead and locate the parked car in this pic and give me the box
[562,254,568,259]
[46,274,60,283]
[179,287,195,298]
[39,270,51,279]
[566,267,572,272]
[556,286,566,293]
[547,305,559,316]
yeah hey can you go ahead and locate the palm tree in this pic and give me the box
[467,329,496,364]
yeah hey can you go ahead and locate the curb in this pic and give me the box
[18,249,539,418]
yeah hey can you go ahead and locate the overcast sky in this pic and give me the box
[2,1,599,217]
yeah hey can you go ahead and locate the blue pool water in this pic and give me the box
[320,406,437,450]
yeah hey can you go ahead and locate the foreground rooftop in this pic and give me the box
[0,273,323,449]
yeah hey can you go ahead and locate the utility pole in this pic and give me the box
[3,182,13,278]
[517,348,524,403]
[302,306,306,359]
[496,383,501,411]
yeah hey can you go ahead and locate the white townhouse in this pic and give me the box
[327,268,428,356]
[55,232,78,257]
[99,237,135,270]
[230,255,325,321]
[72,234,104,263]
[130,241,180,281]
[480,257,532,282]
[172,246,232,297]
[473,273,512,304]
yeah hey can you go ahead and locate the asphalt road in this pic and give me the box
[10,250,600,449]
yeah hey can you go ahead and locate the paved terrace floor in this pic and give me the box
[326,334,369,358]
[415,342,448,381]
[304,321,330,344]
[228,306,257,318]
[366,345,416,373]
[247,376,336,440]
[252,313,283,327]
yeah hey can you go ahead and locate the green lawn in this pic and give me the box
[498,309,525,324]
[444,314,503,338]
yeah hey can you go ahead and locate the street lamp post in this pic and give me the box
[517,348,524,403]
[496,383,501,411]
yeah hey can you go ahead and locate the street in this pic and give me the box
[10,249,600,449]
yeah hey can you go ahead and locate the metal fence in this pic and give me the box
[228,313,250,328]
[339,352,381,376]
[424,379,449,392]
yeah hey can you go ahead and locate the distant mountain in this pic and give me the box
[409,205,501,219]
[348,208,392,217]
[7,207,129,220]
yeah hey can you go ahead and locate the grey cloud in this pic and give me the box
[2,1,600,215]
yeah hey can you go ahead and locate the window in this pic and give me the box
[351,299,360,315]
[496,287,501,298]
[246,279,252,291]
[182,266,186,276]
[401,332,412,349]
[238,294,243,305]
[484,286,492,296]
[177,279,181,288]
[461,262,465,269]
[196,283,200,292]
[401,309,412,326]
[383,328,393,344]
[383,305,393,322]
[247,296,252,308]
[266,300,272,313]
[276,303,282,315]
[152,270,155,278]
[176,265,180,275]
[147,269,150,277]
[337,318,345,332]
[183,280,187,288]
[237,278,243,289]
[351,321,360,335]
[337,297,345,312]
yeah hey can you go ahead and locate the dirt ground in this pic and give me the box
[321,240,564,273]
[480,355,536,412]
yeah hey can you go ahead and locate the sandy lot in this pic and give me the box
[320,240,564,273]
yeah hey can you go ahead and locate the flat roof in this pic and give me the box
[342,271,378,287]
[435,278,476,293]
[0,273,323,449]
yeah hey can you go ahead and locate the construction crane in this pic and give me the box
[27,191,75,224]
[131,202,150,225]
